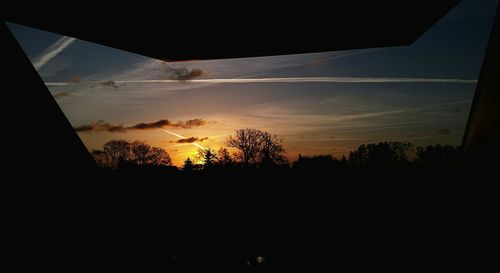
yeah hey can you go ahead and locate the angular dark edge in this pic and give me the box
[1,21,98,180]
[2,1,460,61]
[461,2,500,167]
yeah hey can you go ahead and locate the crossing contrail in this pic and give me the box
[33,36,76,71]
[44,77,477,86]
[161,129,207,150]
[113,77,477,84]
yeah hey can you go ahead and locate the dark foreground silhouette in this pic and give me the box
[91,128,463,182]
[80,130,470,271]
[93,138,463,183]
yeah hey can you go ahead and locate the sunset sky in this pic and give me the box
[7,0,498,166]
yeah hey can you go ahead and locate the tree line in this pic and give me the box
[91,140,172,169]
[91,128,462,171]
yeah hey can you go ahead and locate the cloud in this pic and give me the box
[44,82,73,86]
[33,36,76,71]
[71,76,81,83]
[179,118,207,128]
[74,118,208,133]
[130,119,171,129]
[74,121,126,132]
[168,66,203,80]
[52,92,70,99]
[130,118,207,129]
[101,80,118,89]
[89,80,119,89]
[160,129,207,150]
[175,137,209,143]
[436,128,451,135]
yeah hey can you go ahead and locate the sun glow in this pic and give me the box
[161,129,207,150]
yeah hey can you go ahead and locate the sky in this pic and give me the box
[6,0,498,166]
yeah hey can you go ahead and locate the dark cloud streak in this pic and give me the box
[53,92,70,99]
[175,137,209,143]
[130,119,171,130]
[168,66,203,80]
[74,118,208,133]
[90,80,118,89]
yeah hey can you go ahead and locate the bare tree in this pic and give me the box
[226,128,286,167]
[217,147,234,167]
[103,140,131,169]
[259,131,286,167]
[227,128,263,166]
[148,147,172,166]
[131,142,152,165]
[91,149,111,168]
[94,140,171,168]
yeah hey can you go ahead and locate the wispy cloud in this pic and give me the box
[33,36,75,71]
[74,118,208,132]
[246,100,470,125]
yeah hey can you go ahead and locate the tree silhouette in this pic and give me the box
[130,142,152,165]
[217,147,234,167]
[92,140,171,168]
[91,149,111,167]
[227,128,262,166]
[349,144,367,166]
[226,128,286,167]
[259,131,287,167]
[340,155,348,166]
[292,154,337,170]
[148,147,172,166]
[103,140,131,169]
[349,142,414,167]
[416,144,460,167]
[183,157,194,172]
[197,148,218,169]
[89,135,462,175]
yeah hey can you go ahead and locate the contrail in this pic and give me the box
[113,77,477,84]
[44,77,477,86]
[45,82,74,86]
[33,36,76,71]
[328,100,471,122]
[161,129,207,150]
